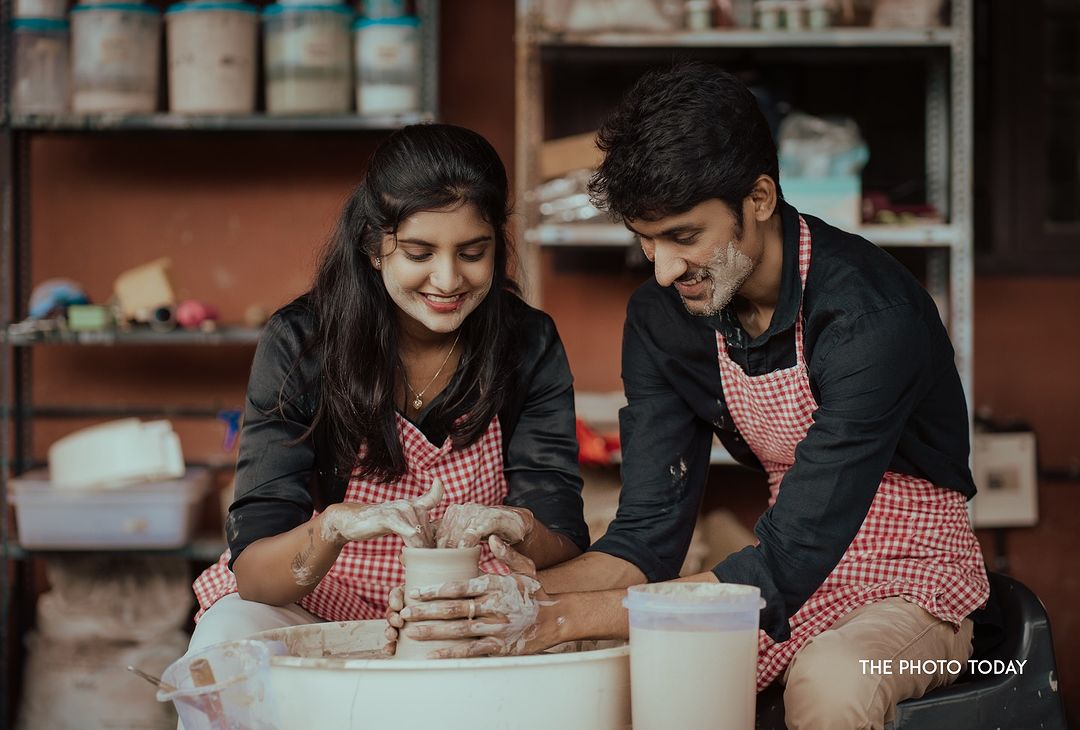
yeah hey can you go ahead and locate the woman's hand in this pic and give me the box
[435,504,534,549]
[385,536,562,658]
[321,478,443,548]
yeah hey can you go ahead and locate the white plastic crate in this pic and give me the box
[8,468,210,549]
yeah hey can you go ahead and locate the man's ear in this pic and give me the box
[749,174,778,222]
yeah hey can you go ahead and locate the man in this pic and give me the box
[392,64,990,729]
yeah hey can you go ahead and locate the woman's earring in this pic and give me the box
[374,256,382,268]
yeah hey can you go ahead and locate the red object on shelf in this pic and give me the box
[576,418,621,466]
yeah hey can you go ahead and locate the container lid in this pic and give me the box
[262,3,352,16]
[623,583,765,614]
[11,17,70,29]
[353,14,419,29]
[70,2,160,13]
[166,1,258,14]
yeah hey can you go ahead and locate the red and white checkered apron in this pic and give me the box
[716,216,989,690]
[193,414,511,622]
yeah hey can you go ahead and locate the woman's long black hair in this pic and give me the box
[302,123,521,483]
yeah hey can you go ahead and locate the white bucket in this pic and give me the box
[262,2,353,115]
[253,620,631,729]
[624,583,764,730]
[70,3,161,113]
[165,1,258,114]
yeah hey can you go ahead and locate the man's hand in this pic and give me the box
[321,478,443,548]
[385,536,562,657]
[435,504,534,549]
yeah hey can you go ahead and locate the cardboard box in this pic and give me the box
[781,175,862,229]
[540,131,603,180]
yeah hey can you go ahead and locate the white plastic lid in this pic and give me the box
[623,582,765,614]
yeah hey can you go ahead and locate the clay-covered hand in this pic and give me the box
[394,536,551,658]
[435,504,534,549]
[321,478,443,549]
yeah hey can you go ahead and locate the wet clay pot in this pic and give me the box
[394,546,481,660]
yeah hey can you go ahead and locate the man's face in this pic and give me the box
[627,198,760,316]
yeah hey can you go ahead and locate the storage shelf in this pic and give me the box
[537,27,955,48]
[528,223,960,248]
[576,391,739,466]
[4,112,435,133]
[3,536,226,562]
[1,325,263,346]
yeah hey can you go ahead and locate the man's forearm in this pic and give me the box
[538,550,647,594]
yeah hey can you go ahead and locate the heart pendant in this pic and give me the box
[413,397,423,409]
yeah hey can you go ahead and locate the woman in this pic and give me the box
[188,124,588,652]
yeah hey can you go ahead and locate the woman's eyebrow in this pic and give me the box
[396,236,493,247]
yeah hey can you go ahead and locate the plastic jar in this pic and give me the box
[165,1,258,114]
[623,583,764,730]
[70,3,161,113]
[353,15,421,115]
[11,18,70,113]
[755,0,782,30]
[262,3,353,114]
[14,0,68,18]
[360,0,406,18]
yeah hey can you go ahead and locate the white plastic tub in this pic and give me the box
[262,3,353,114]
[9,468,209,549]
[11,18,70,113]
[165,1,258,114]
[254,620,631,729]
[353,15,421,115]
[70,3,161,113]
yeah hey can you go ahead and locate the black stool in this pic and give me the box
[755,573,1068,729]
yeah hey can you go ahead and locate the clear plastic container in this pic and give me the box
[11,18,70,114]
[158,640,280,730]
[353,15,421,115]
[14,0,68,18]
[262,3,353,114]
[623,583,764,730]
[165,1,259,114]
[8,468,209,549]
[360,0,405,18]
[70,3,161,113]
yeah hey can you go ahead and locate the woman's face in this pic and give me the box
[376,202,496,337]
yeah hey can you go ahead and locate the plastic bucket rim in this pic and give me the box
[156,639,272,702]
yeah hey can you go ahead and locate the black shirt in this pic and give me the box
[589,202,977,642]
[225,291,590,567]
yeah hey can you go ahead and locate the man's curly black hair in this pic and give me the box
[588,62,782,228]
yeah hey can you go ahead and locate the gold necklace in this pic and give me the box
[402,331,461,411]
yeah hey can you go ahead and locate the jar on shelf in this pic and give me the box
[165,1,259,114]
[684,0,712,31]
[754,0,783,30]
[353,15,421,116]
[805,0,830,29]
[780,0,806,30]
[14,0,68,19]
[262,3,354,115]
[70,3,161,113]
[11,18,70,114]
[360,0,406,18]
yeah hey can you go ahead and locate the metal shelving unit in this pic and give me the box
[5,111,435,133]
[0,2,440,723]
[516,0,974,461]
[1,324,264,346]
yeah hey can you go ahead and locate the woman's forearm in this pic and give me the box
[232,508,345,606]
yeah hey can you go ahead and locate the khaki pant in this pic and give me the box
[781,597,974,730]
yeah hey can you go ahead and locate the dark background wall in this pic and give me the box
[18,0,1078,721]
